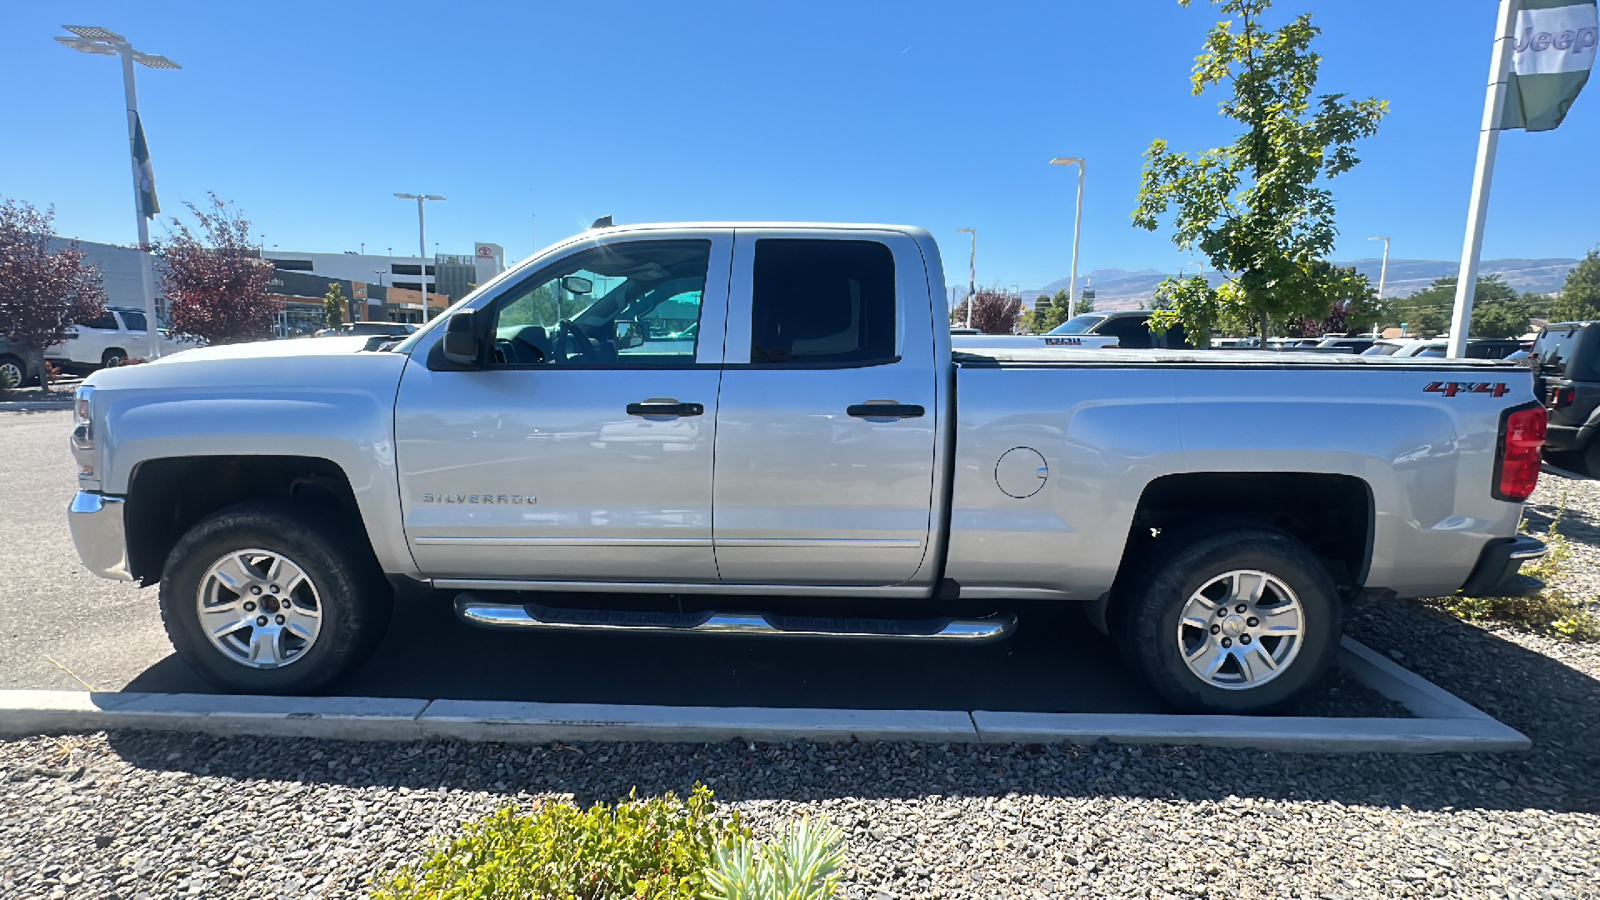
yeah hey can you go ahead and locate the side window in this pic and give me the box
[750,239,895,365]
[1102,317,1153,349]
[486,240,710,367]
[81,312,117,330]
[119,310,147,332]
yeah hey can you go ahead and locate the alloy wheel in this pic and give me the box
[196,549,323,669]
[1176,569,1304,690]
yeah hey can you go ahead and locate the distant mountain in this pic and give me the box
[1020,258,1582,311]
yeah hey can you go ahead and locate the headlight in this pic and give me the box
[71,385,96,471]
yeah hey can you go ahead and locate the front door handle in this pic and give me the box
[847,403,925,420]
[627,399,704,418]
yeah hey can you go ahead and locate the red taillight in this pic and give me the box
[1555,387,1576,409]
[1494,404,1547,502]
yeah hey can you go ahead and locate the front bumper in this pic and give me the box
[1458,534,1547,597]
[68,491,134,581]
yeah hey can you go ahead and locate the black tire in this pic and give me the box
[1581,440,1600,481]
[159,501,391,693]
[1115,526,1341,714]
[101,348,127,369]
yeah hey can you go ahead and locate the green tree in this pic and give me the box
[1472,299,1531,338]
[1132,0,1388,340]
[1549,249,1600,323]
[323,282,345,329]
[1388,275,1520,336]
[1027,288,1073,333]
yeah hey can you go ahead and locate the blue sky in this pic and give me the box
[3,1,1597,291]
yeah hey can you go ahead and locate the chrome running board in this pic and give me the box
[453,594,1015,642]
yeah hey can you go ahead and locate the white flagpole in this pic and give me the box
[120,48,162,359]
[1448,0,1520,358]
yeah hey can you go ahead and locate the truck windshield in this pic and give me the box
[1048,314,1107,335]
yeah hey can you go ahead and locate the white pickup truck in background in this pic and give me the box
[66,221,1549,714]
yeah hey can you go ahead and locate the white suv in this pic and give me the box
[46,307,191,371]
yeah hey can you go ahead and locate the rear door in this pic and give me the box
[711,230,939,586]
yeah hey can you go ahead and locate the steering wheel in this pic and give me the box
[556,319,598,363]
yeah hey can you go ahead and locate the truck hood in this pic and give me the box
[149,336,380,364]
[83,335,411,394]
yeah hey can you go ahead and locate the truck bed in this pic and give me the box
[953,348,1525,368]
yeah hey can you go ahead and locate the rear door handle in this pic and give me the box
[847,403,925,420]
[627,399,704,418]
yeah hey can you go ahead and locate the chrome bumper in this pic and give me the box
[68,491,134,581]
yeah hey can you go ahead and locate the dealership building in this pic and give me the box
[47,238,507,334]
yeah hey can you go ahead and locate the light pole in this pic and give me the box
[56,25,179,358]
[1369,236,1391,300]
[956,228,976,328]
[1049,157,1086,319]
[394,193,444,302]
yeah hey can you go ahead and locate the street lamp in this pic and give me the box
[955,228,977,328]
[1369,236,1391,300]
[394,193,444,301]
[1049,157,1086,319]
[56,25,179,358]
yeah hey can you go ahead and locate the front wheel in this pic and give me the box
[1116,527,1340,714]
[0,355,24,390]
[159,502,391,693]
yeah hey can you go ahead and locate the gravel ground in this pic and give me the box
[1,481,1597,898]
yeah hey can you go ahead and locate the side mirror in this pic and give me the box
[561,275,594,296]
[614,319,644,349]
[441,310,480,364]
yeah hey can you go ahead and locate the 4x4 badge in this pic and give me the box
[1424,381,1509,398]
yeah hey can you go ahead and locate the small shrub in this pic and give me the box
[1433,491,1600,641]
[373,784,747,900]
[704,818,846,900]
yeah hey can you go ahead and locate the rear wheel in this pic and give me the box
[1116,527,1340,714]
[101,347,127,369]
[159,502,391,693]
[1580,439,1600,480]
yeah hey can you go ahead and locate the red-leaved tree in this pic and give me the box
[157,193,277,345]
[0,199,108,385]
[950,287,1023,335]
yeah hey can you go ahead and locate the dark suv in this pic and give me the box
[1046,310,1193,349]
[1531,321,1600,473]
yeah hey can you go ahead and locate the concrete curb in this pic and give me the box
[0,401,73,411]
[0,640,1529,753]
[418,702,978,744]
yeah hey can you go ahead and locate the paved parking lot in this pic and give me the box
[2,409,1391,715]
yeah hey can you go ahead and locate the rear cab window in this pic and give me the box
[749,239,896,365]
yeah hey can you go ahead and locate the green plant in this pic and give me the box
[1433,492,1600,641]
[703,818,846,900]
[374,784,747,900]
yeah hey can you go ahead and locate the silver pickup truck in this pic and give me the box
[66,222,1550,713]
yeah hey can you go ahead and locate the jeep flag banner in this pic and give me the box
[1504,0,1599,131]
[132,113,160,219]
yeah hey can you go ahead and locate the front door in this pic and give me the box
[395,232,731,583]
[711,230,940,586]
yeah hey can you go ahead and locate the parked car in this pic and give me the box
[0,336,45,390]
[67,221,1547,714]
[45,307,193,371]
[1316,337,1376,354]
[1047,310,1193,349]
[1530,321,1600,473]
[1385,339,1530,360]
[314,322,419,338]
